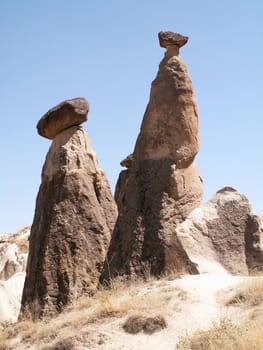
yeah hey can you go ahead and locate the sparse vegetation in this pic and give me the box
[225,278,263,308]
[177,278,263,350]
[177,319,263,350]
[0,276,177,349]
[2,276,263,349]
[177,320,263,350]
[177,319,242,350]
[122,314,167,334]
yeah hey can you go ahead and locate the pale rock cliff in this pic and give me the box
[0,226,29,322]
[176,187,263,275]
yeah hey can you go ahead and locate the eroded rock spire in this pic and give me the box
[20,98,117,319]
[101,31,203,282]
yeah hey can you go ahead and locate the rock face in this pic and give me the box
[133,34,199,166]
[100,32,203,282]
[0,226,29,281]
[37,97,89,139]
[245,213,263,273]
[176,187,263,275]
[0,226,29,322]
[20,100,117,319]
[0,273,26,323]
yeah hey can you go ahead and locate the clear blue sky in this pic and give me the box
[1,1,263,233]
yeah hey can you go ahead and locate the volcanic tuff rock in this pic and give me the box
[133,33,199,164]
[0,226,29,281]
[0,226,29,322]
[244,212,263,273]
[176,187,263,275]
[37,97,89,139]
[20,100,117,320]
[100,32,203,282]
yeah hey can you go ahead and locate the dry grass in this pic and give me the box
[3,276,263,349]
[225,278,263,308]
[177,319,263,350]
[177,278,263,350]
[0,276,172,349]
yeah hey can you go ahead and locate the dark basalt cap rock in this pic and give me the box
[158,31,188,48]
[37,97,89,139]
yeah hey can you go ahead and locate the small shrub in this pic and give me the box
[0,343,10,350]
[177,320,242,350]
[225,279,263,308]
[177,319,263,350]
[122,314,167,334]
[41,338,77,350]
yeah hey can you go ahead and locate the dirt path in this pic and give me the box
[87,274,246,350]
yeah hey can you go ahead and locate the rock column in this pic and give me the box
[101,32,203,282]
[20,98,117,319]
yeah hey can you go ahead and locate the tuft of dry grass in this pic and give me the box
[225,278,263,308]
[177,319,263,350]
[177,319,242,350]
[41,338,79,350]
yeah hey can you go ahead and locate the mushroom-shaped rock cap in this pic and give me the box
[37,97,89,139]
[158,31,188,49]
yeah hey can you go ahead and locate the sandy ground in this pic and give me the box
[87,274,250,350]
[2,272,261,350]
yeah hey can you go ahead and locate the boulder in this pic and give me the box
[158,31,188,49]
[37,97,89,139]
[20,109,117,319]
[100,32,203,282]
[175,187,263,275]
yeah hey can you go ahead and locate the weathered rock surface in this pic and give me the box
[120,153,134,168]
[0,226,29,280]
[102,159,199,281]
[100,32,203,282]
[133,33,199,165]
[0,272,26,322]
[0,226,29,323]
[37,97,89,139]
[158,31,188,49]
[175,187,263,275]
[20,121,117,319]
[245,213,263,273]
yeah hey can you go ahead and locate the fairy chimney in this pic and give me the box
[101,32,203,282]
[20,98,117,319]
